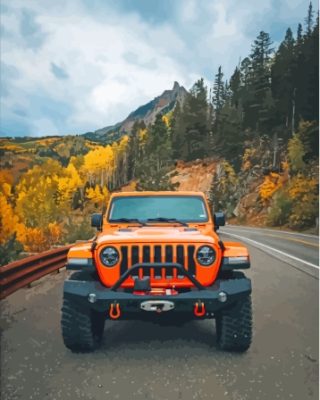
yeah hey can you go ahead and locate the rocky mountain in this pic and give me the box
[83,81,187,143]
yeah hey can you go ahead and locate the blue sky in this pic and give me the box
[0,0,316,137]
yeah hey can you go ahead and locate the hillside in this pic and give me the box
[0,136,102,182]
[171,159,217,195]
[121,159,218,196]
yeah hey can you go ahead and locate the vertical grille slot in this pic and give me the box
[165,245,173,262]
[187,245,196,276]
[143,246,151,277]
[177,245,184,265]
[132,246,139,265]
[165,245,173,278]
[177,245,184,278]
[154,245,162,278]
[131,246,139,277]
[120,246,128,276]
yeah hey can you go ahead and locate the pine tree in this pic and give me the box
[240,57,251,87]
[184,79,209,160]
[136,114,175,190]
[215,104,243,168]
[297,23,303,45]
[308,12,319,121]
[271,28,295,134]
[248,31,274,132]
[294,5,319,122]
[145,113,172,171]
[229,67,241,108]
[212,66,225,113]
[171,101,187,160]
[239,57,253,127]
[127,120,145,180]
[211,66,226,152]
[304,2,314,36]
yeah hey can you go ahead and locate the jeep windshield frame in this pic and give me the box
[107,195,209,224]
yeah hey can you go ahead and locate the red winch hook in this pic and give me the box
[194,301,206,317]
[109,303,121,320]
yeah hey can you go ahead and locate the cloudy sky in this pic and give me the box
[0,0,315,137]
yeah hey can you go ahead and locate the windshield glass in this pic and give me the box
[108,196,208,222]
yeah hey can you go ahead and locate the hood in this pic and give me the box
[96,226,215,245]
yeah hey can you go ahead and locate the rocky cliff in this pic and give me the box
[83,81,187,143]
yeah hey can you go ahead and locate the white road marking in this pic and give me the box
[222,231,319,270]
[225,225,318,239]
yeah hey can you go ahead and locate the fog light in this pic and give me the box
[88,293,97,303]
[218,291,227,303]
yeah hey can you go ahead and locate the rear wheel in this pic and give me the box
[216,295,252,352]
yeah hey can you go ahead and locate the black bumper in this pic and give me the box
[63,276,252,319]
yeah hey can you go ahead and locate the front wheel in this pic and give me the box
[61,296,105,352]
[215,295,252,352]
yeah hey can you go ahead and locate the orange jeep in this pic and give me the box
[61,191,252,352]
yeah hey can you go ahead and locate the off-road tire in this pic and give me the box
[62,271,105,352]
[61,296,105,352]
[215,295,252,352]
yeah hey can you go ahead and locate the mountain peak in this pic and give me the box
[86,82,188,142]
[172,81,180,91]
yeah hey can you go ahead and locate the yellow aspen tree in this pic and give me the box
[0,193,22,244]
[259,172,282,203]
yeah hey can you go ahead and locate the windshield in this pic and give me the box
[108,196,209,222]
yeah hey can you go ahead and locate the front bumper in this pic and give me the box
[63,272,251,319]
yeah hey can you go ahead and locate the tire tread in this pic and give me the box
[216,295,252,352]
[61,297,104,352]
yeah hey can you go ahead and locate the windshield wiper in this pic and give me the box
[146,217,188,227]
[109,218,146,226]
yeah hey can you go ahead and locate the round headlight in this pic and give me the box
[196,246,216,266]
[100,246,119,267]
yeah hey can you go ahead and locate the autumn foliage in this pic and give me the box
[0,136,130,264]
[264,124,318,229]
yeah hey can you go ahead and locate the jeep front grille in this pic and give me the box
[120,244,196,280]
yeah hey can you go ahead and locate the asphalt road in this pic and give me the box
[220,225,319,278]
[0,226,319,400]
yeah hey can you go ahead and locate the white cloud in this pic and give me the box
[1,0,197,134]
[211,3,237,37]
[180,0,198,23]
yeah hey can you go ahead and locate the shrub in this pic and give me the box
[0,235,24,266]
[287,174,318,229]
[267,190,292,226]
[288,193,318,229]
[63,219,95,244]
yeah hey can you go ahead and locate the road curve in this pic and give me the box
[0,231,319,400]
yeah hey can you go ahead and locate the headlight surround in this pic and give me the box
[100,246,119,267]
[196,245,216,266]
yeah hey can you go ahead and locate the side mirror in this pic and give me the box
[214,212,225,228]
[91,213,103,230]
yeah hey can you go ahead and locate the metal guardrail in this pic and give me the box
[0,245,72,300]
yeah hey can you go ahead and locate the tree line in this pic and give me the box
[125,3,318,182]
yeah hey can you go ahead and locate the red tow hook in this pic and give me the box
[194,301,206,317]
[109,303,121,320]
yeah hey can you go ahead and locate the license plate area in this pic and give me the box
[140,300,175,312]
